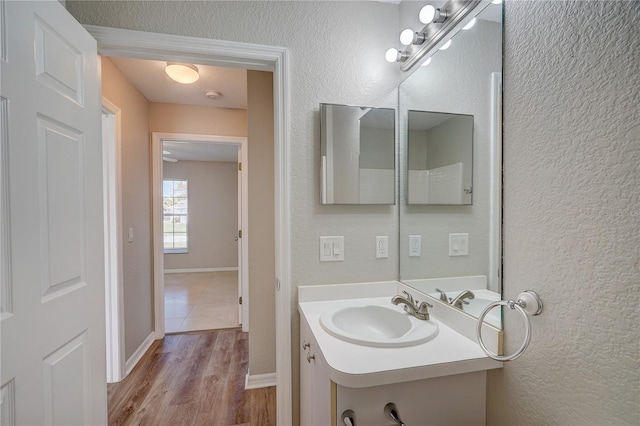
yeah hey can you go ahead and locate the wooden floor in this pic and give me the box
[108,329,276,425]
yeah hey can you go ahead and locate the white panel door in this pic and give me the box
[0,1,106,425]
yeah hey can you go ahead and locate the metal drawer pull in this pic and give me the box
[302,340,311,350]
[306,353,315,363]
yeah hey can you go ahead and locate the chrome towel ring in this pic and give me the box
[476,290,543,362]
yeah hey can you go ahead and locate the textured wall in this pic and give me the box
[488,1,640,424]
[163,160,238,270]
[101,58,153,360]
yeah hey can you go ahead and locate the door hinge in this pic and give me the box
[238,162,242,171]
[239,296,243,305]
[238,230,242,238]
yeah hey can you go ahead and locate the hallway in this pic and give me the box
[107,329,276,425]
[164,271,240,333]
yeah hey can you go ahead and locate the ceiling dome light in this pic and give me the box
[420,57,432,67]
[419,5,436,24]
[439,39,452,50]
[165,62,199,84]
[400,29,415,46]
[462,18,477,30]
[205,90,222,100]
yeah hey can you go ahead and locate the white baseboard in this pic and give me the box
[164,267,238,274]
[124,332,155,376]
[245,372,277,390]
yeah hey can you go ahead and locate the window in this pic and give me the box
[163,179,188,253]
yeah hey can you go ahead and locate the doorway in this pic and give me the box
[152,134,249,334]
[90,26,292,424]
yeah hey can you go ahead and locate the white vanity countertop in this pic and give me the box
[299,296,502,388]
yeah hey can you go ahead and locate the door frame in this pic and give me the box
[151,133,249,333]
[86,26,292,424]
[102,97,125,383]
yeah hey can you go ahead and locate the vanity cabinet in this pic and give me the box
[300,313,488,426]
[300,317,332,426]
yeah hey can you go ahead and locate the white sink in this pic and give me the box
[319,305,439,347]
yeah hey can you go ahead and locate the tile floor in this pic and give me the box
[164,271,240,333]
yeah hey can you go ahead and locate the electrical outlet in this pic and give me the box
[409,235,421,257]
[376,236,388,258]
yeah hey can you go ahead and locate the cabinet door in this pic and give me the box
[300,316,333,426]
[300,319,313,424]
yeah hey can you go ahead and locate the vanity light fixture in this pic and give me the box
[419,4,448,24]
[439,40,452,50]
[385,48,409,63]
[388,0,483,71]
[400,28,427,46]
[462,18,477,30]
[165,62,199,84]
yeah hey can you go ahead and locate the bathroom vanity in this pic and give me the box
[298,282,502,426]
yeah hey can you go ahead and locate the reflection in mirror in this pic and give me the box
[398,2,503,327]
[408,111,473,205]
[320,104,395,205]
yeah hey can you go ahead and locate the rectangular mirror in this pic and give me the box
[399,1,503,327]
[320,103,396,205]
[408,111,473,205]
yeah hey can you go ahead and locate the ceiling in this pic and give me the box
[109,57,248,109]
[108,57,247,163]
[163,140,239,163]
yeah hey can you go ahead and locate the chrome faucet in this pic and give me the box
[450,290,475,309]
[391,291,432,320]
[435,288,449,303]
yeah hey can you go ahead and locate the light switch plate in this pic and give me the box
[320,236,344,262]
[449,233,468,256]
[409,235,421,257]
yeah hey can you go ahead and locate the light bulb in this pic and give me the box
[385,48,399,63]
[419,5,436,24]
[400,29,415,46]
[439,40,452,50]
[420,57,432,67]
[491,0,502,4]
[462,18,477,30]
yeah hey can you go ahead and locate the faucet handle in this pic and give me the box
[416,301,432,312]
[402,290,415,305]
[435,288,449,303]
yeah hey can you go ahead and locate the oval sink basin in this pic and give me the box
[319,305,438,347]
